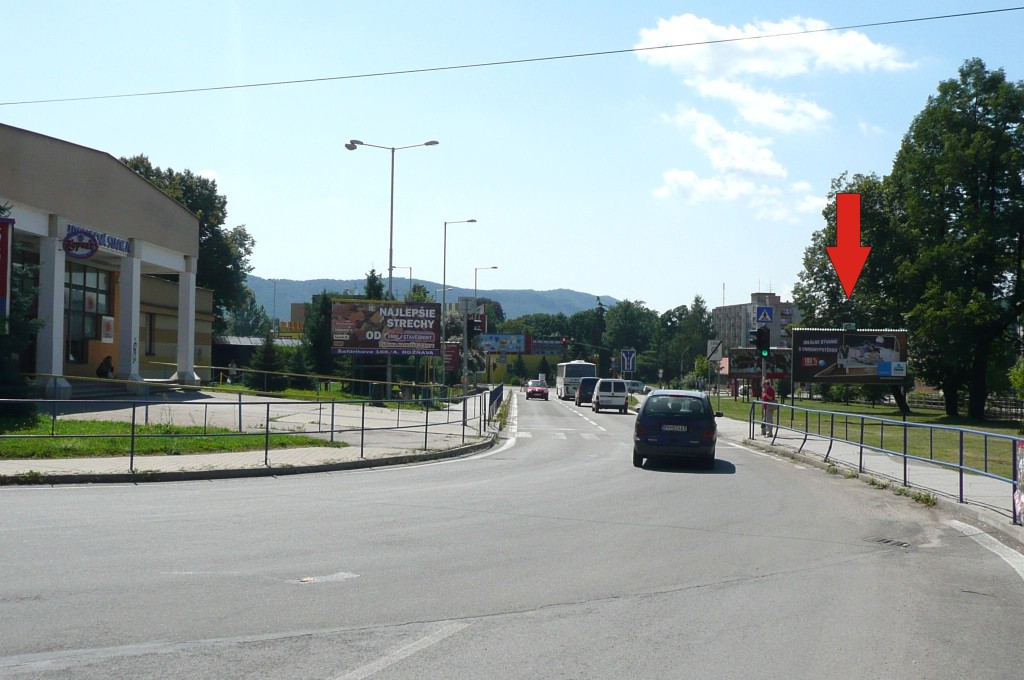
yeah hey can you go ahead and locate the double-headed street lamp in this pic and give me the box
[441,219,477,345]
[345,139,438,300]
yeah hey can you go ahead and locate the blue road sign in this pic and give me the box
[621,349,637,373]
[756,306,774,324]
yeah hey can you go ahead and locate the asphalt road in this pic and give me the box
[3,392,1024,679]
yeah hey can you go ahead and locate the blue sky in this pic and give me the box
[4,2,1022,315]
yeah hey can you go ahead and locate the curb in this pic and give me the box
[0,435,497,486]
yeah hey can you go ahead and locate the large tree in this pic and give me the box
[888,58,1024,418]
[121,155,254,332]
[222,288,272,337]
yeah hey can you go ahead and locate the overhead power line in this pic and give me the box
[2,6,1022,107]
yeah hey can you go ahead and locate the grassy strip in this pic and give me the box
[0,418,346,459]
[710,394,1020,478]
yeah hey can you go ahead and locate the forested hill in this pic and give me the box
[247,276,617,321]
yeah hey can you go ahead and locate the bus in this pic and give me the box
[555,360,597,400]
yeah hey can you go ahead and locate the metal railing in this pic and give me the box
[0,388,501,475]
[749,400,1022,525]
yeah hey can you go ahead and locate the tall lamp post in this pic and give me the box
[442,219,477,389]
[345,139,438,299]
[474,266,498,303]
[346,138,438,391]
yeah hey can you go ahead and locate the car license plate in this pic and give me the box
[662,424,687,432]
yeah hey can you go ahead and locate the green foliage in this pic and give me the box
[364,268,385,300]
[223,287,272,337]
[404,283,432,302]
[120,155,253,332]
[287,347,315,390]
[304,291,336,376]
[246,329,288,392]
[794,59,1024,420]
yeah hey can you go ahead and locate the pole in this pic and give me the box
[386,147,395,393]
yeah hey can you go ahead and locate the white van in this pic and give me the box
[592,379,629,414]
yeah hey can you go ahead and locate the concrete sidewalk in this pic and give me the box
[715,415,1024,543]
[0,390,498,484]
[0,438,497,484]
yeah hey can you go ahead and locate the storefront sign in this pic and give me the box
[62,230,100,259]
[66,224,131,255]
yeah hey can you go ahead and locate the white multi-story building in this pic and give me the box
[711,292,801,352]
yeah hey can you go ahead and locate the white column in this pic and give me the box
[117,240,145,393]
[36,227,70,398]
[171,255,199,385]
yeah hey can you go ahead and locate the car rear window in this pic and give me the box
[644,396,706,416]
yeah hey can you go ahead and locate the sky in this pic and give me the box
[4,2,1023,315]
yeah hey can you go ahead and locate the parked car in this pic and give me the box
[633,389,723,469]
[627,380,646,394]
[525,379,549,401]
[593,378,629,413]
[574,377,600,406]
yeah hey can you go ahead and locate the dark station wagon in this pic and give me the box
[633,389,723,469]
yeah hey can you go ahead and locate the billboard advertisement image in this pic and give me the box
[792,329,908,384]
[331,301,441,356]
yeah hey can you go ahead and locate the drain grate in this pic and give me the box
[865,537,911,548]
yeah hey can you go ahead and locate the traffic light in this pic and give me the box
[748,328,758,347]
[468,318,484,342]
[756,325,771,357]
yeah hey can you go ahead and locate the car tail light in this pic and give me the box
[701,426,715,442]
[635,422,647,437]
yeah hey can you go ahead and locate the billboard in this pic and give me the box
[331,301,441,356]
[792,329,908,384]
[480,334,525,354]
[727,348,791,379]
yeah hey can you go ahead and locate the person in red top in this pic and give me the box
[761,379,777,436]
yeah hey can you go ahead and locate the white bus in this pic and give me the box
[555,360,597,400]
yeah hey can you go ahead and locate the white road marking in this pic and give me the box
[948,520,1024,582]
[517,431,533,438]
[331,622,469,680]
[580,433,599,441]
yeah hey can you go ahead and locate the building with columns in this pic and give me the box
[0,123,212,397]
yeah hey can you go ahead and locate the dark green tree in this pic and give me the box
[404,283,432,302]
[287,346,315,390]
[121,155,254,332]
[223,288,272,337]
[303,291,335,376]
[246,329,288,392]
[887,59,1024,418]
[364,269,385,300]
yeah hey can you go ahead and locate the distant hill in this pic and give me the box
[247,275,617,321]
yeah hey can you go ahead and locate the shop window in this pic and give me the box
[64,262,112,365]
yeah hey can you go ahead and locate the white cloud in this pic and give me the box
[635,14,913,79]
[653,169,758,202]
[858,121,885,135]
[690,78,831,132]
[671,108,787,178]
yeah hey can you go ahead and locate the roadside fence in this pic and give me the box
[1,389,502,474]
[749,400,1023,526]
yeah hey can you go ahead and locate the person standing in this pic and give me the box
[761,379,777,436]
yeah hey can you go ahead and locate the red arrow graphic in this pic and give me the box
[827,193,871,299]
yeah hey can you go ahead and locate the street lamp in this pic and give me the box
[345,139,438,300]
[474,266,498,302]
[347,138,438,392]
[441,219,477,345]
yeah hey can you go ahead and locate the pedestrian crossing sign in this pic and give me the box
[756,306,774,323]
